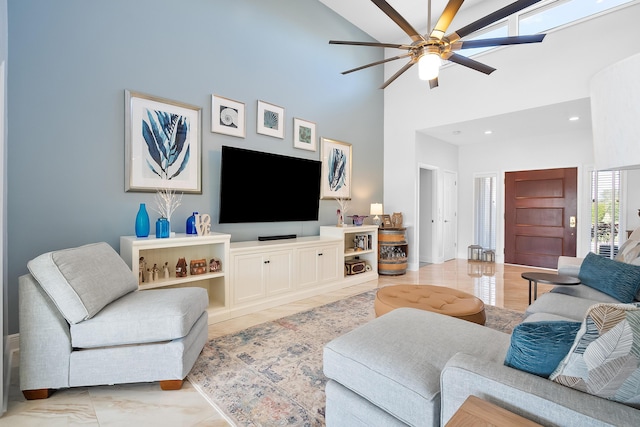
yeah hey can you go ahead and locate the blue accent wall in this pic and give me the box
[6,0,383,334]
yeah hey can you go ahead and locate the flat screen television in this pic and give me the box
[219,146,322,223]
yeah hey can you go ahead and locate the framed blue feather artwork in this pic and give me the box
[321,137,351,199]
[125,90,202,193]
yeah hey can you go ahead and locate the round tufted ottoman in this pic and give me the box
[374,284,486,325]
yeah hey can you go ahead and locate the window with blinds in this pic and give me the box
[591,170,621,258]
[474,175,497,250]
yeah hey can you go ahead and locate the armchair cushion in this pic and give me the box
[27,242,138,324]
[70,287,208,348]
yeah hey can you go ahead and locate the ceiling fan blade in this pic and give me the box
[454,34,545,50]
[429,77,439,89]
[445,53,496,75]
[430,0,465,40]
[449,0,544,42]
[371,0,424,43]
[329,40,411,50]
[342,53,412,75]
[380,60,416,89]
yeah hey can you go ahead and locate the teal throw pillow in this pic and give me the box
[504,321,581,378]
[578,252,640,303]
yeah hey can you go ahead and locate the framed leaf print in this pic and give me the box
[293,118,317,151]
[321,137,352,199]
[125,90,202,193]
[211,94,245,138]
[257,100,285,139]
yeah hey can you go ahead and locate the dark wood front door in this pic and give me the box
[505,167,577,269]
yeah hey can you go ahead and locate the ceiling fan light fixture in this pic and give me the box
[418,52,441,81]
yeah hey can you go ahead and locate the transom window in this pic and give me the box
[459,0,636,58]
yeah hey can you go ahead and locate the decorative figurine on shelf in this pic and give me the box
[391,212,403,229]
[176,257,188,277]
[163,262,170,279]
[152,264,159,281]
[139,257,147,283]
[190,259,207,275]
[196,213,211,236]
[336,198,349,227]
[147,268,154,282]
[209,258,221,272]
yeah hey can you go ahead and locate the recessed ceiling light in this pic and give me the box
[569,116,580,121]
[484,130,493,135]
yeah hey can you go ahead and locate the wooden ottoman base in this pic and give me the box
[374,284,486,325]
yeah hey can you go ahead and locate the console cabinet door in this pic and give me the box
[296,244,340,288]
[296,247,320,288]
[317,245,339,283]
[265,250,293,296]
[231,253,266,304]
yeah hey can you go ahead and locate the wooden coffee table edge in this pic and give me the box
[445,395,542,427]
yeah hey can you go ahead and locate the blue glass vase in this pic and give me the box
[186,212,198,235]
[135,203,150,237]
[156,217,170,238]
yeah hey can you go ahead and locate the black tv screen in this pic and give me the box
[219,146,322,223]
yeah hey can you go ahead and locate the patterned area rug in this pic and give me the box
[188,290,523,426]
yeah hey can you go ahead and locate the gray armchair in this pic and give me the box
[19,242,208,399]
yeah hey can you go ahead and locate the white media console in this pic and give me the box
[120,225,379,324]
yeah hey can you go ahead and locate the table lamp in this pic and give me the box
[370,203,383,226]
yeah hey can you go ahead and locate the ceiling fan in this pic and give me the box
[330,0,546,89]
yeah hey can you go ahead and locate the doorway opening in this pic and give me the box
[473,174,497,252]
[590,170,622,258]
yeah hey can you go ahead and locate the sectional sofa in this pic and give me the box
[323,235,640,426]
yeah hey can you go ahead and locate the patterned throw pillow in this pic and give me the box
[550,303,640,408]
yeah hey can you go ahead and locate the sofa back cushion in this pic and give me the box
[550,302,640,409]
[578,252,640,303]
[27,242,138,324]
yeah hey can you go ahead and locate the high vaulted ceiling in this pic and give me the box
[318,0,594,145]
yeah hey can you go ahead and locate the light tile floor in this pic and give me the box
[0,259,550,426]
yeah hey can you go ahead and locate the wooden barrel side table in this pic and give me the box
[378,228,408,275]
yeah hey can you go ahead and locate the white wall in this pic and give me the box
[591,52,640,170]
[626,169,640,231]
[383,3,640,268]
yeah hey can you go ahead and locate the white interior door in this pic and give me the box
[443,171,457,261]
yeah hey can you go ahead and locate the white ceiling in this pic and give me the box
[318,0,594,145]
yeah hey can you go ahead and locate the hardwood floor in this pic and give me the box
[1,259,553,426]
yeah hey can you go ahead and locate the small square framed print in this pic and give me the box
[293,118,317,151]
[257,100,285,139]
[211,95,245,138]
